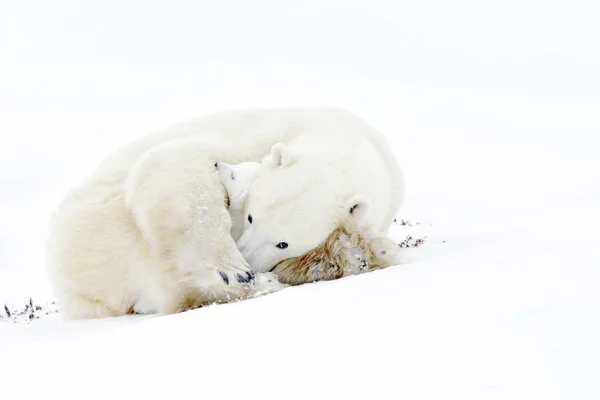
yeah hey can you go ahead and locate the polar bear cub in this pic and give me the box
[217,161,288,295]
[215,162,289,295]
[217,161,289,294]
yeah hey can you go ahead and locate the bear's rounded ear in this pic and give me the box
[346,194,371,224]
[270,143,297,168]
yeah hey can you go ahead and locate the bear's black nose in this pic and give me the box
[215,162,219,169]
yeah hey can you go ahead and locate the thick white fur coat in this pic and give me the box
[46,108,404,319]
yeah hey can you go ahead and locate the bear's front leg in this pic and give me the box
[125,139,256,313]
[173,209,257,305]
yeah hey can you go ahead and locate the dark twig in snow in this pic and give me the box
[399,235,426,248]
[1,300,60,324]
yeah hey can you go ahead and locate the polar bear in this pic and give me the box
[216,159,402,286]
[46,107,404,319]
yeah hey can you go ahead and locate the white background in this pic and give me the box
[1,1,599,399]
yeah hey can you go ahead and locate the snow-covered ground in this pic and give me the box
[1,1,599,399]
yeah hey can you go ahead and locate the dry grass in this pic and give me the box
[1,298,59,324]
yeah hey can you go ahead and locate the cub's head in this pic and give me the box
[216,161,261,242]
[216,161,261,211]
[237,143,382,278]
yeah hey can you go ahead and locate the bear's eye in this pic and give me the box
[248,214,253,224]
[276,242,288,249]
[230,172,235,180]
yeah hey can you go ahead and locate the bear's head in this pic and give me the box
[237,143,400,283]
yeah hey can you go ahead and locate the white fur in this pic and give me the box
[216,161,261,242]
[130,159,283,315]
[237,122,405,273]
[46,107,404,319]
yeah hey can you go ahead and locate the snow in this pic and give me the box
[1,1,599,399]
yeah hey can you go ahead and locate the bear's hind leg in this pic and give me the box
[59,292,121,320]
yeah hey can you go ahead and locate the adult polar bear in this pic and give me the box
[46,107,404,319]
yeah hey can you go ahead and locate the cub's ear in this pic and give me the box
[345,194,372,224]
[270,143,297,167]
